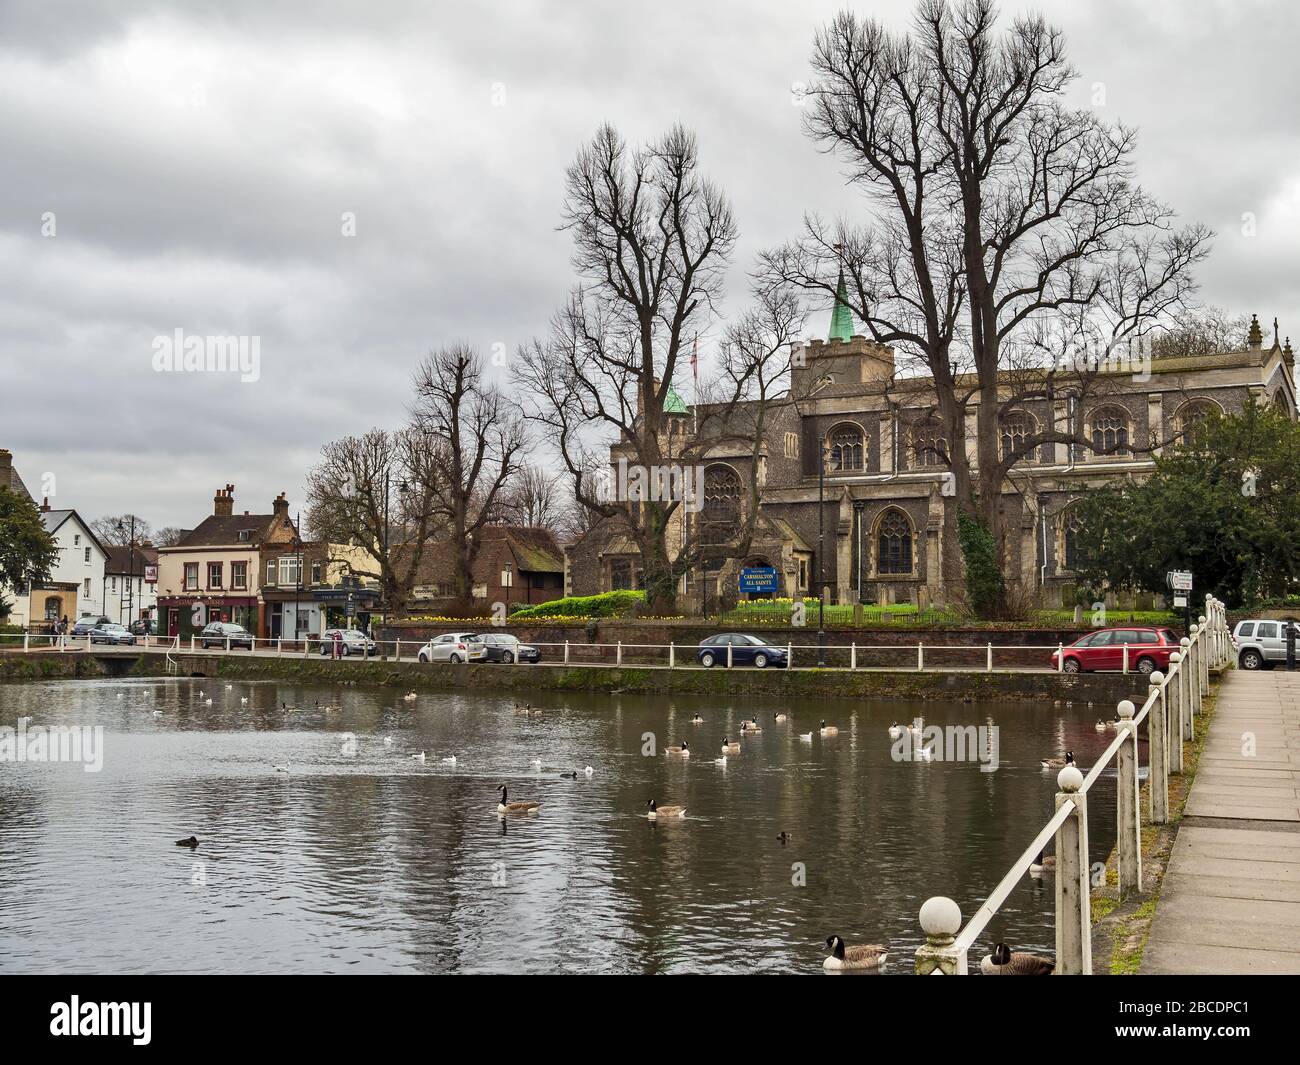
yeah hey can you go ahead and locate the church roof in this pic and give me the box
[663,384,690,415]
[828,270,855,342]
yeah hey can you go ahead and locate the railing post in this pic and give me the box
[23,632,29,652]
[190,635,196,652]
[787,642,792,668]
[563,640,570,664]
[1167,651,1184,773]
[726,642,732,669]
[226,636,231,654]
[1188,627,1201,716]
[669,642,674,669]
[395,639,401,663]
[850,642,856,670]
[1148,670,1169,824]
[617,641,622,667]
[1122,644,1129,674]
[914,897,965,975]
[1178,636,1194,737]
[986,642,992,672]
[1197,615,1208,691]
[277,638,282,658]
[917,642,924,672]
[1057,642,1064,673]
[1054,764,1091,974]
[1116,699,1142,896]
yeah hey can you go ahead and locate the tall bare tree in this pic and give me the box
[763,0,1210,616]
[90,514,153,546]
[501,464,565,532]
[411,344,527,610]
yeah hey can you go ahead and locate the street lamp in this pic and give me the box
[817,439,826,667]
[115,517,136,627]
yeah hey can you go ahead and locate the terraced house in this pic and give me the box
[567,313,1298,610]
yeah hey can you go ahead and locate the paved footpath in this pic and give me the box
[1143,670,1300,974]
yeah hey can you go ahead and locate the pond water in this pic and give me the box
[0,677,1120,974]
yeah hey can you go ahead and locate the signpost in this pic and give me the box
[1167,570,1193,636]
[738,567,779,595]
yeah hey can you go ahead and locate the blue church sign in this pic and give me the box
[738,567,779,594]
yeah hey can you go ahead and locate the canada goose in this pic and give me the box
[888,723,904,739]
[174,836,199,848]
[741,719,762,734]
[664,741,690,757]
[513,702,532,715]
[980,943,1055,975]
[441,755,457,765]
[583,765,594,777]
[1029,850,1057,875]
[819,720,839,737]
[775,712,788,723]
[273,762,290,773]
[403,692,418,702]
[646,799,685,819]
[823,935,889,971]
[776,832,792,844]
[721,737,741,754]
[498,785,542,814]
[225,684,233,690]
[1094,720,1107,731]
[691,714,704,724]
[1040,751,1075,771]
[412,751,426,763]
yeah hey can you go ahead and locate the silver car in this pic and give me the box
[1232,619,1300,669]
[417,632,487,664]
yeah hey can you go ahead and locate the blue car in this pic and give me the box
[697,633,789,669]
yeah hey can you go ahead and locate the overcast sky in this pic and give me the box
[3,0,1297,530]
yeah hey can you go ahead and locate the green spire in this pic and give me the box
[663,384,689,415]
[828,270,854,342]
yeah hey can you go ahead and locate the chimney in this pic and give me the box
[213,484,234,517]
[40,496,51,512]
[272,492,289,518]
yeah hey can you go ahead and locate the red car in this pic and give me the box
[1049,626,1181,675]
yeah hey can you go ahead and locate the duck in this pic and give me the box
[403,691,418,702]
[980,943,1055,975]
[497,785,542,814]
[776,832,792,844]
[1040,751,1075,771]
[822,935,889,971]
[819,720,839,737]
[1094,720,1107,732]
[441,755,457,765]
[713,756,728,767]
[583,766,594,777]
[174,836,199,848]
[646,799,685,819]
[775,711,788,723]
[691,714,704,724]
[203,697,213,706]
[1029,850,1057,875]
[412,751,426,763]
[272,762,290,773]
[721,737,741,755]
[664,741,690,757]
[560,771,578,779]
[888,723,904,739]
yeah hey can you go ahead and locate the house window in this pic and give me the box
[828,424,865,471]
[231,562,247,590]
[184,563,199,591]
[783,432,799,459]
[74,535,80,546]
[1090,407,1130,456]
[610,560,633,591]
[798,558,808,590]
[84,547,91,563]
[265,560,276,586]
[83,578,91,597]
[44,597,61,621]
[877,509,913,575]
[109,577,116,591]
[278,556,302,587]
[311,560,322,584]
[207,562,223,589]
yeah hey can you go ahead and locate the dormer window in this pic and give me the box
[238,529,251,542]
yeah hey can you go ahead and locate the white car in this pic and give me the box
[417,632,487,664]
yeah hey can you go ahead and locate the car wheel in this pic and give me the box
[701,651,715,668]
[502,651,514,664]
[1241,649,1263,670]
[1136,656,1156,675]
[1063,658,1081,674]
[450,653,462,664]
[754,653,768,669]
[418,652,429,664]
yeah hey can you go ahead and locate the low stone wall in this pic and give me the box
[23,652,1145,705]
[0,651,109,681]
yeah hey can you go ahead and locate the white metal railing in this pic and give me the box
[915,595,1233,975]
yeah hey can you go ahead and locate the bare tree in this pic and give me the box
[763,1,1210,616]
[90,514,153,546]
[501,464,565,532]
[304,427,443,617]
[411,344,527,610]
[516,123,742,613]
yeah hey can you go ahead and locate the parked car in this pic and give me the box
[475,633,541,663]
[1049,627,1181,675]
[198,622,255,650]
[697,632,789,669]
[128,618,157,637]
[1232,619,1300,670]
[318,628,378,657]
[417,632,487,664]
[87,623,136,646]
[71,616,111,636]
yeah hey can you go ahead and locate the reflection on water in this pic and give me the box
[0,678,1119,974]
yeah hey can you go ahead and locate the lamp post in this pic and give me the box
[292,514,302,648]
[817,439,826,666]
[115,517,136,626]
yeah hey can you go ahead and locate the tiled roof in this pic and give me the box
[177,514,277,548]
[104,544,160,575]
